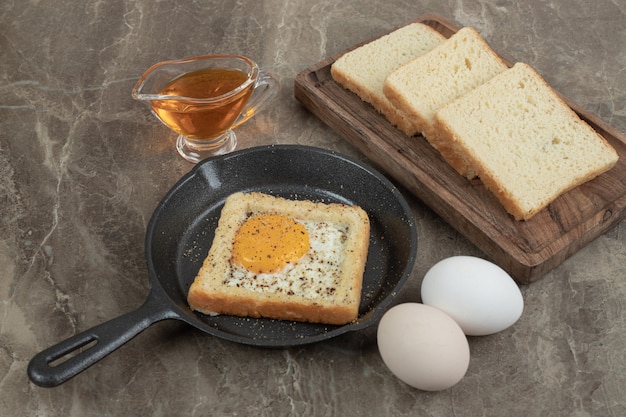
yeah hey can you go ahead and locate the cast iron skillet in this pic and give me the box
[28,145,417,388]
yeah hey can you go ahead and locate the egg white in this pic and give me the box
[225,219,348,301]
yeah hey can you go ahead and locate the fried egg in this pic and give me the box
[226,214,348,301]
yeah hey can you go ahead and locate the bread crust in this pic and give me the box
[381,83,427,136]
[423,126,478,178]
[187,192,370,325]
[330,66,417,135]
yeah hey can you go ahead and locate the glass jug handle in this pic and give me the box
[231,71,280,129]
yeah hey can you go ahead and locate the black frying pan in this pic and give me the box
[27,145,417,388]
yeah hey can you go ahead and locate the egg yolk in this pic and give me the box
[231,214,310,274]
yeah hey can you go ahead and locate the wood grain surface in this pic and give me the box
[294,13,626,283]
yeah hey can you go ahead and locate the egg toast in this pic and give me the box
[187,192,370,325]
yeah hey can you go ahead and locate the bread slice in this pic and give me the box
[331,23,446,135]
[433,62,619,221]
[187,192,370,325]
[383,27,508,156]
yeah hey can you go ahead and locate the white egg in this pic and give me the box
[377,303,470,391]
[421,256,523,336]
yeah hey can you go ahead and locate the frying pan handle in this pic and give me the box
[27,293,179,388]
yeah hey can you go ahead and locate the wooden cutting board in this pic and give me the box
[294,13,626,284]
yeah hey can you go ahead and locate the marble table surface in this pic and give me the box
[1,0,625,416]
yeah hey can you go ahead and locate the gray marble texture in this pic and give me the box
[1,0,625,416]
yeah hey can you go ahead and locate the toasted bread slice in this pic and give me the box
[433,63,619,220]
[383,26,508,174]
[331,23,446,135]
[187,192,370,325]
